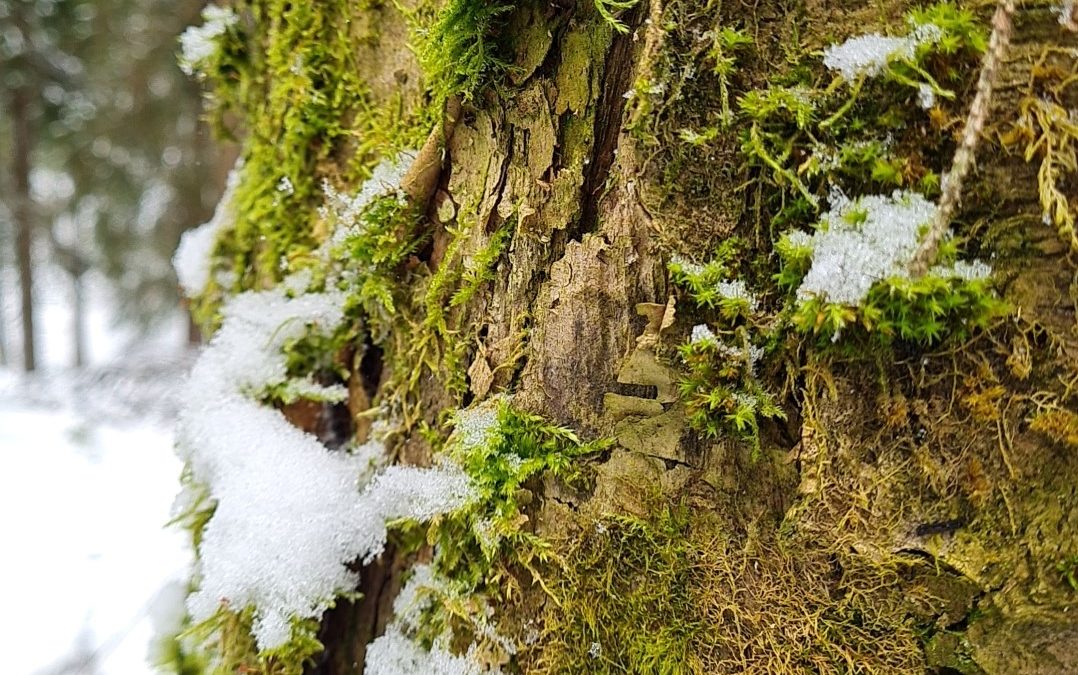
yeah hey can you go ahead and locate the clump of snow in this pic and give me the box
[178,4,238,76]
[822,23,941,81]
[173,160,242,297]
[715,279,758,312]
[669,254,705,277]
[794,191,935,306]
[176,274,474,649]
[450,397,504,451]
[690,324,718,345]
[790,190,992,307]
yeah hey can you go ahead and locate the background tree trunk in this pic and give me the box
[10,84,37,373]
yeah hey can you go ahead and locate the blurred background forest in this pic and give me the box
[1,0,232,370]
[1,1,230,672]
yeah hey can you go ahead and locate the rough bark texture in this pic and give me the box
[192,0,1078,672]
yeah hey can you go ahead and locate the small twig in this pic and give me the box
[908,1,1016,277]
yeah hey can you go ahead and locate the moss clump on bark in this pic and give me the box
[526,501,941,674]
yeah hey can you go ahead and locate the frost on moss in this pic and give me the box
[365,565,504,675]
[822,23,941,82]
[175,278,476,649]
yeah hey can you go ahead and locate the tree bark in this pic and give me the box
[196,0,1078,672]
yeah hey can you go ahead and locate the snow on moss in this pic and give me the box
[365,565,502,675]
[178,4,237,76]
[173,160,241,297]
[822,23,941,81]
[177,278,475,648]
[690,324,718,346]
[321,151,417,253]
[173,153,477,650]
[787,190,992,308]
[366,626,495,675]
[794,191,934,306]
[714,279,758,312]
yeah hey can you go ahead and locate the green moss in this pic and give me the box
[775,228,1007,347]
[186,0,430,328]
[529,501,938,674]
[593,0,639,34]
[677,329,784,453]
[406,400,611,654]
[181,606,324,675]
[414,0,516,104]
[667,237,752,320]
[539,506,701,674]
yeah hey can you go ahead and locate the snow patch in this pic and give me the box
[173,153,479,650]
[173,160,241,297]
[179,4,238,76]
[796,191,934,306]
[177,276,475,648]
[365,565,503,675]
[791,191,991,307]
[822,23,941,81]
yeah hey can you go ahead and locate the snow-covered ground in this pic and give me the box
[0,271,193,675]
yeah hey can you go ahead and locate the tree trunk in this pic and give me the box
[71,271,86,369]
[10,84,37,373]
[0,248,8,366]
[186,1,1078,672]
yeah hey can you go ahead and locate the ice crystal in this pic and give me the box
[172,160,241,297]
[451,397,504,451]
[930,259,992,282]
[822,23,941,81]
[670,254,705,277]
[796,191,937,306]
[178,4,237,76]
[321,151,416,254]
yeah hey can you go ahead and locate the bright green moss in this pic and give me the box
[775,231,1007,347]
[415,0,516,104]
[186,0,429,328]
[667,238,753,321]
[677,330,783,452]
[403,400,611,653]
